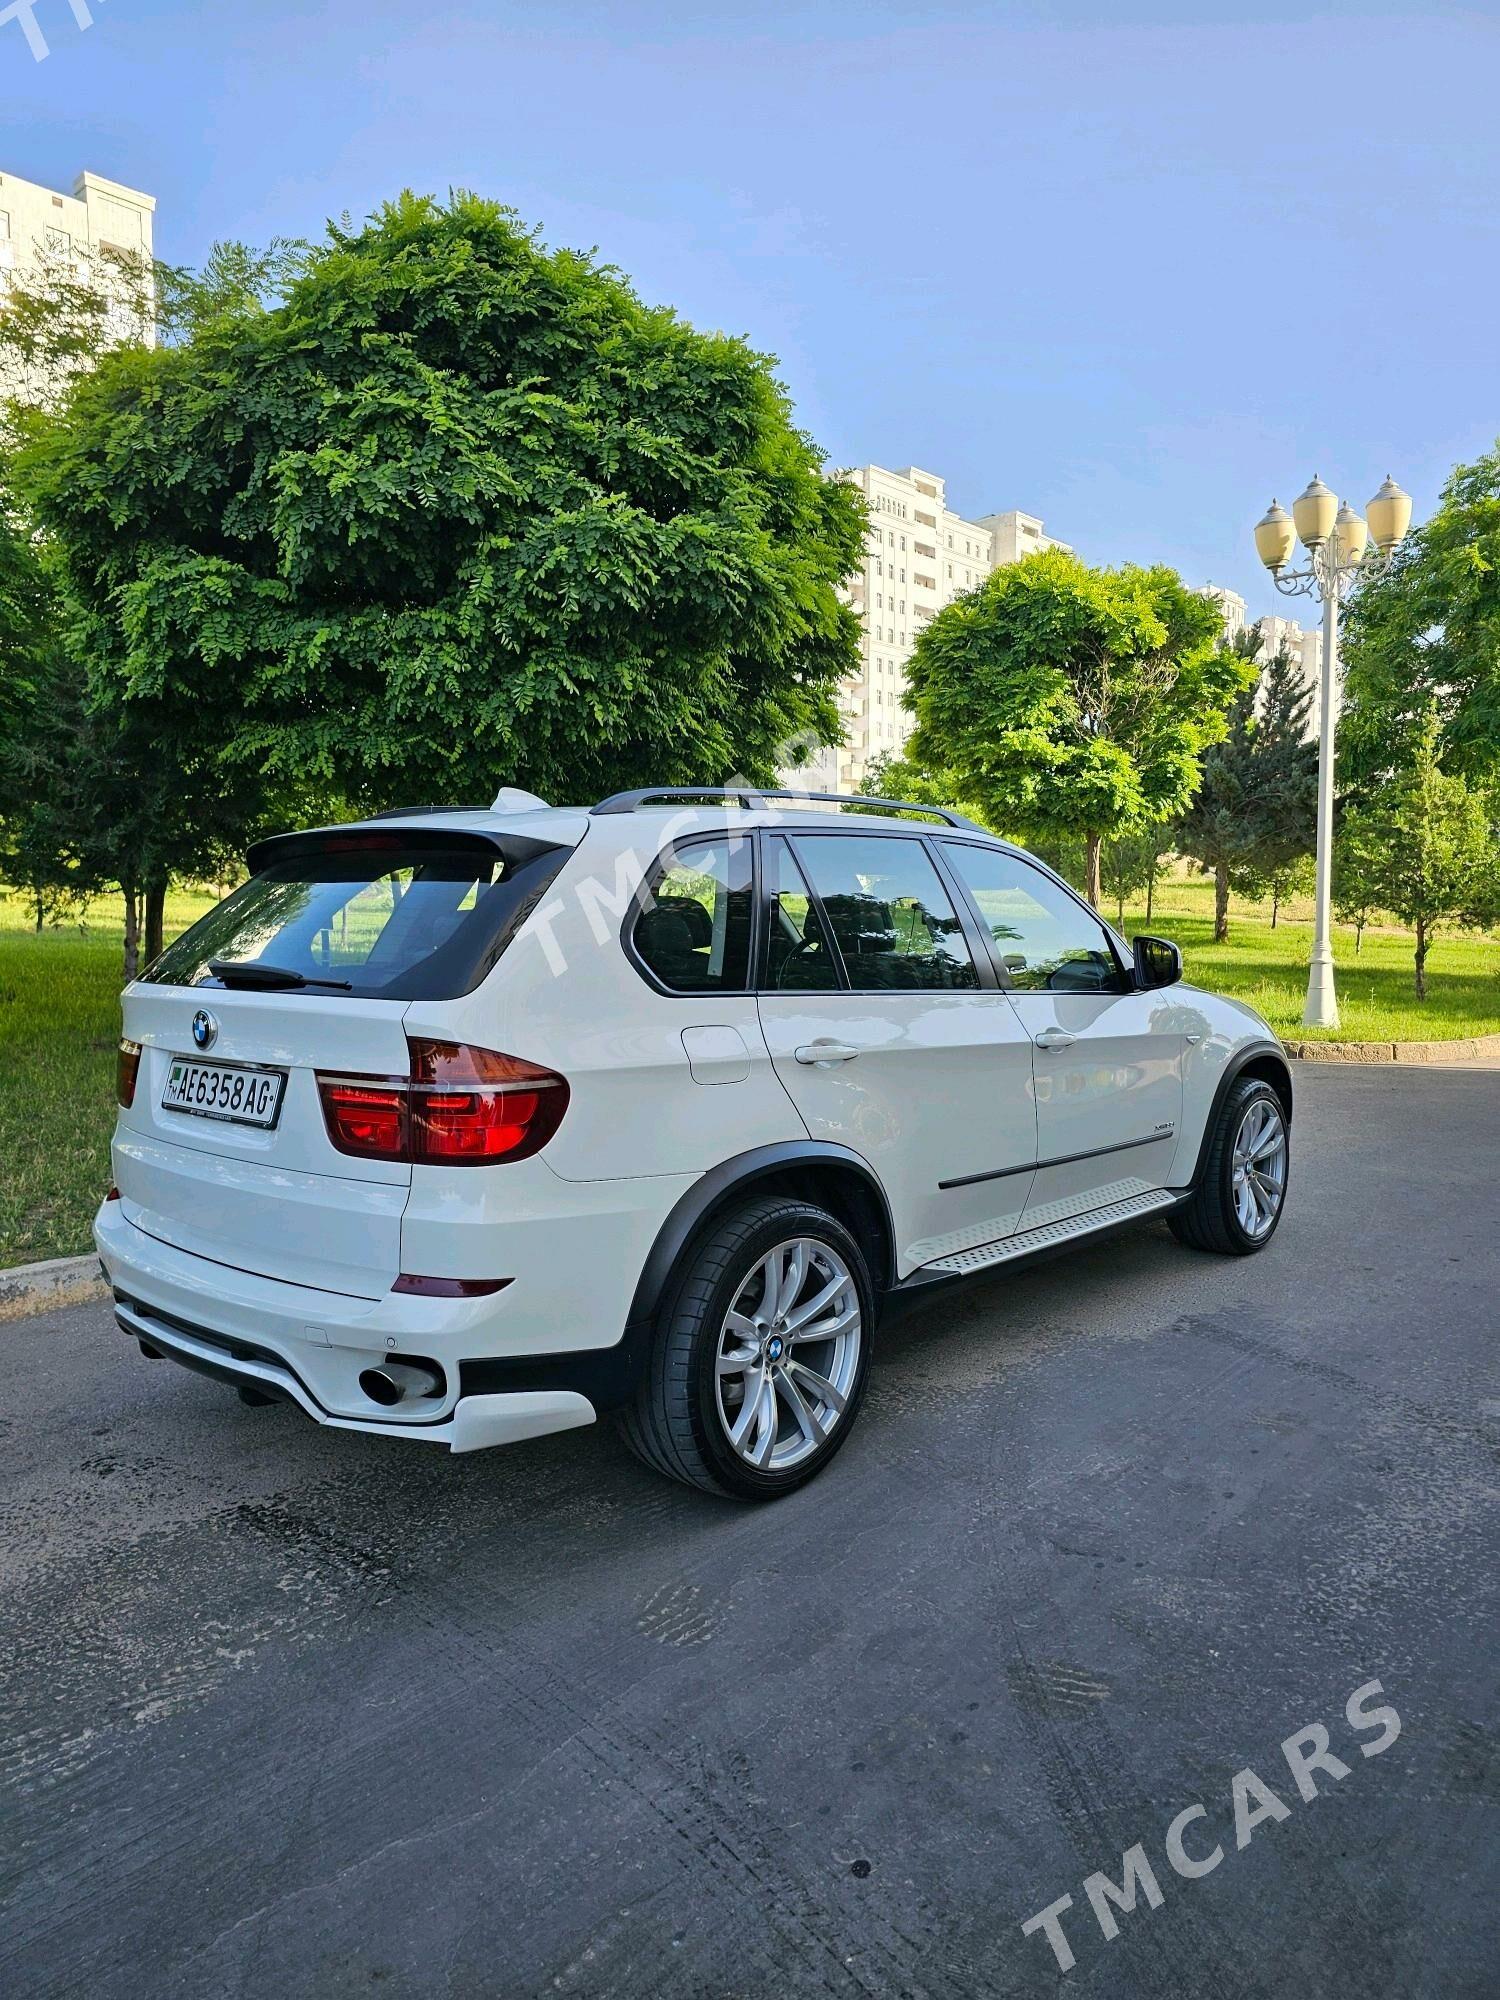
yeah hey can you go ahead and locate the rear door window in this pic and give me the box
[144,832,571,1000]
[792,834,979,991]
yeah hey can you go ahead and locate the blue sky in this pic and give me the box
[7,0,1497,619]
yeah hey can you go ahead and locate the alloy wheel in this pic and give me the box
[1231,1098,1287,1239]
[713,1237,863,1472]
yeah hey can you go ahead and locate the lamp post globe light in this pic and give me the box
[1253,474,1413,1029]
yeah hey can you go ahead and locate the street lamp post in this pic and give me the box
[1253,474,1413,1029]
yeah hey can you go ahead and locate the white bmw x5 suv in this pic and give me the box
[96,787,1292,1501]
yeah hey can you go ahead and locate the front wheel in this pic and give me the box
[619,1196,874,1500]
[1169,1078,1290,1256]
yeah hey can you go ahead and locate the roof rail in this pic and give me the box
[589,786,986,832]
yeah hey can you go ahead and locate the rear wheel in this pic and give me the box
[1170,1077,1290,1255]
[619,1196,874,1500]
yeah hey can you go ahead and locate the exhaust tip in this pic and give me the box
[359,1359,445,1407]
[359,1367,403,1406]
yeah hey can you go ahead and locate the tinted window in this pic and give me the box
[146,833,569,1001]
[943,843,1126,993]
[764,839,840,991]
[632,837,753,993]
[795,835,978,991]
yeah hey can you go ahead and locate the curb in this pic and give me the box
[0,1252,108,1323]
[1282,1030,1500,1067]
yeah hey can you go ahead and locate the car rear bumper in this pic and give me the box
[113,1289,593,1451]
[95,1198,601,1451]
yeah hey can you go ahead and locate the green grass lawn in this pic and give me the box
[0,887,217,1270]
[1114,873,1500,1046]
[2,874,1496,1269]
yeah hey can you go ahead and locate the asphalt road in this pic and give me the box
[2,1067,1497,1999]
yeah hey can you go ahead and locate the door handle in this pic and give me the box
[794,1040,861,1066]
[1034,1026,1075,1051]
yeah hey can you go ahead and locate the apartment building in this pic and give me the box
[0,166,155,284]
[1254,612,1327,736]
[979,509,1072,568]
[1199,582,1248,647]
[792,464,1070,793]
[0,166,156,400]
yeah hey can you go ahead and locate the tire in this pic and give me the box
[619,1195,875,1501]
[1169,1077,1290,1256]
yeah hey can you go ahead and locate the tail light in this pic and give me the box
[316,1040,568,1167]
[117,1039,142,1107]
[318,1080,406,1160]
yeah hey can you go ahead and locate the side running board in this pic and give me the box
[922,1188,1179,1276]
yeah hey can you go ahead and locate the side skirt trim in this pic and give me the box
[921,1187,1179,1276]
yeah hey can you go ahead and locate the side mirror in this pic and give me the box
[1132,934,1182,990]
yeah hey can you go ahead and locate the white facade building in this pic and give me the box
[1254,612,1326,737]
[1199,582,1248,646]
[1193,595,1326,740]
[0,167,156,401]
[791,465,1070,793]
[979,509,1072,568]
[0,165,155,285]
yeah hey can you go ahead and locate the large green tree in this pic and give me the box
[907,548,1243,906]
[0,498,49,740]
[2,241,309,969]
[856,749,995,829]
[1341,439,1500,784]
[16,192,865,816]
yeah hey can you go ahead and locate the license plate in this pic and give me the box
[161,1058,287,1129]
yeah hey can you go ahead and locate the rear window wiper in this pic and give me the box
[207,958,352,991]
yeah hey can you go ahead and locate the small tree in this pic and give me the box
[1334,807,1386,954]
[1101,830,1168,928]
[1173,657,1261,941]
[0,683,104,930]
[1242,646,1317,900]
[907,549,1242,907]
[1353,710,1495,998]
[1175,639,1317,940]
[1257,852,1315,928]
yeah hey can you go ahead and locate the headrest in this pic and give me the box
[657,895,714,948]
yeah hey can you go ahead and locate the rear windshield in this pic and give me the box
[145,833,570,1000]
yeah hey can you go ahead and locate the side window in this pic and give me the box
[632,837,753,993]
[763,839,841,991]
[942,844,1127,994]
[795,835,978,992]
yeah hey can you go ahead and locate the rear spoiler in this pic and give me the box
[245,824,569,875]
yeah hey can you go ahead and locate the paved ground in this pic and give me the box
[2,1068,1497,1999]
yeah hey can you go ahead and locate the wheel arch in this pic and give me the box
[1182,1041,1293,1190]
[624,1143,896,1336]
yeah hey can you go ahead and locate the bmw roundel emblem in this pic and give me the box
[191,1008,219,1051]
